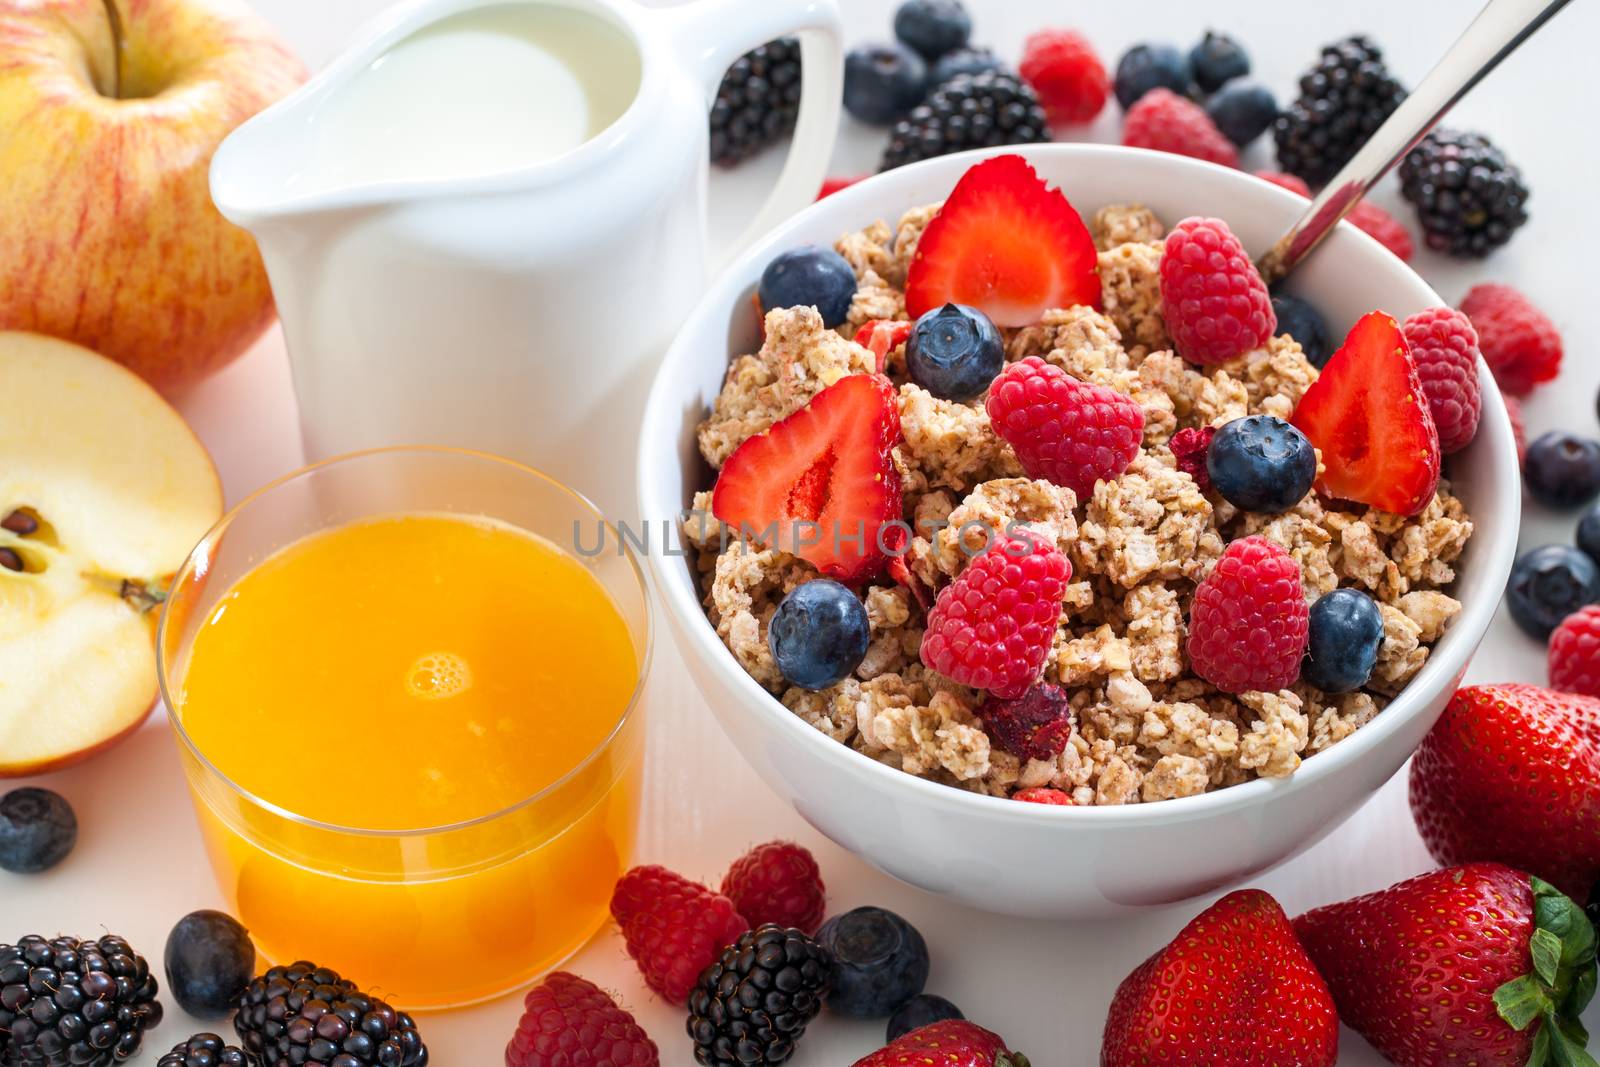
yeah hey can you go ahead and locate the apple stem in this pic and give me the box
[99,0,125,99]
[119,579,166,614]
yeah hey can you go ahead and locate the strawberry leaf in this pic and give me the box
[1547,1010,1600,1067]
[1495,974,1551,1030]
[1498,879,1600,1065]
[1567,965,1597,1019]
[1535,928,1566,986]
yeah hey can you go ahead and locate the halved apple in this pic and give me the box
[0,331,222,775]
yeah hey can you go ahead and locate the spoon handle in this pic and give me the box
[1257,0,1573,285]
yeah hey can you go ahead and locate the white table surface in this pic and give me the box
[6,1,1597,1063]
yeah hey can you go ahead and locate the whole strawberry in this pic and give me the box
[1294,864,1598,1067]
[720,841,826,935]
[1159,217,1276,365]
[506,972,659,1067]
[1186,536,1308,694]
[920,531,1070,699]
[985,356,1144,498]
[853,1020,1029,1067]
[1102,889,1338,1067]
[609,865,749,1004]
[1409,684,1600,902]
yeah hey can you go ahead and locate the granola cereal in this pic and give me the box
[687,191,1476,807]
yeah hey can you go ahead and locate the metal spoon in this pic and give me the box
[1257,0,1574,285]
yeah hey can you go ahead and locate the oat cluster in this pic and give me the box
[683,202,1472,805]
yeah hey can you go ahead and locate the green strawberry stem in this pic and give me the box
[997,1054,1030,1067]
[1493,878,1600,1067]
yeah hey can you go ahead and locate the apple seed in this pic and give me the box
[0,548,21,572]
[1,510,38,536]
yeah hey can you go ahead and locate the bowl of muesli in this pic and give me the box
[638,144,1519,917]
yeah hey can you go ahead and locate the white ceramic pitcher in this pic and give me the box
[211,0,843,516]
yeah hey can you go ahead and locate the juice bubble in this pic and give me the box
[407,651,472,700]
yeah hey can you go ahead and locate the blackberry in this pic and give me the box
[157,1034,247,1067]
[881,71,1050,171]
[709,39,802,167]
[1273,37,1406,186]
[234,962,428,1067]
[1398,129,1529,257]
[0,934,164,1066]
[687,925,833,1067]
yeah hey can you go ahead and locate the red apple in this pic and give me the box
[0,331,223,775]
[0,0,306,393]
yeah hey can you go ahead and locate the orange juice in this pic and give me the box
[169,511,644,1008]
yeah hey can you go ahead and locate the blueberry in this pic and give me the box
[1205,80,1277,147]
[817,906,930,1017]
[1301,589,1384,693]
[1206,415,1317,514]
[893,0,971,61]
[845,43,928,126]
[887,993,964,1042]
[905,303,1003,401]
[1524,431,1600,509]
[1506,544,1600,639]
[759,246,858,329]
[1271,294,1333,367]
[1188,31,1250,93]
[164,910,256,1019]
[0,787,76,874]
[769,580,871,690]
[1114,44,1191,109]
[931,47,1004,86]
[1578,502,1600,565]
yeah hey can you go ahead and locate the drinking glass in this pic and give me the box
[158,446,651,1009]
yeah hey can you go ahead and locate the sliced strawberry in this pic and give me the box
[905,154,1100,327]
[1291,310,1441,517]
[712,374,902,583]
[853,319,913,374]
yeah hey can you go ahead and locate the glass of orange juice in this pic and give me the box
[157,447,651,1009]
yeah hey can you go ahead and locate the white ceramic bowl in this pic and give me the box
[638,144,1520,918]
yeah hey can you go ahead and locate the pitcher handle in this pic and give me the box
[662,0,845,265]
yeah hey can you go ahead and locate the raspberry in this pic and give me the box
[985,356,1144,497]
[1505,394,1527,460]
[818,175,866,200]
[1019,29,1109,125]
[506,972,660,1067]
[1187,536,1309,693]
[1549,605,1600,698]
[1170,426,1215,492]
[1014,787,1073,805]
[1401,307,1482,454]
[720,841,826,935]
[920,531,1070,699]
[1159,217,1276,365]
[978,683,1074,761]
[1253,172,1414,261]
[1122,88,1239,168]
[1346,201,1414,261]
[1254,170,1311,197]
[1460,283,1562,395]
[610,866,749,1004]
